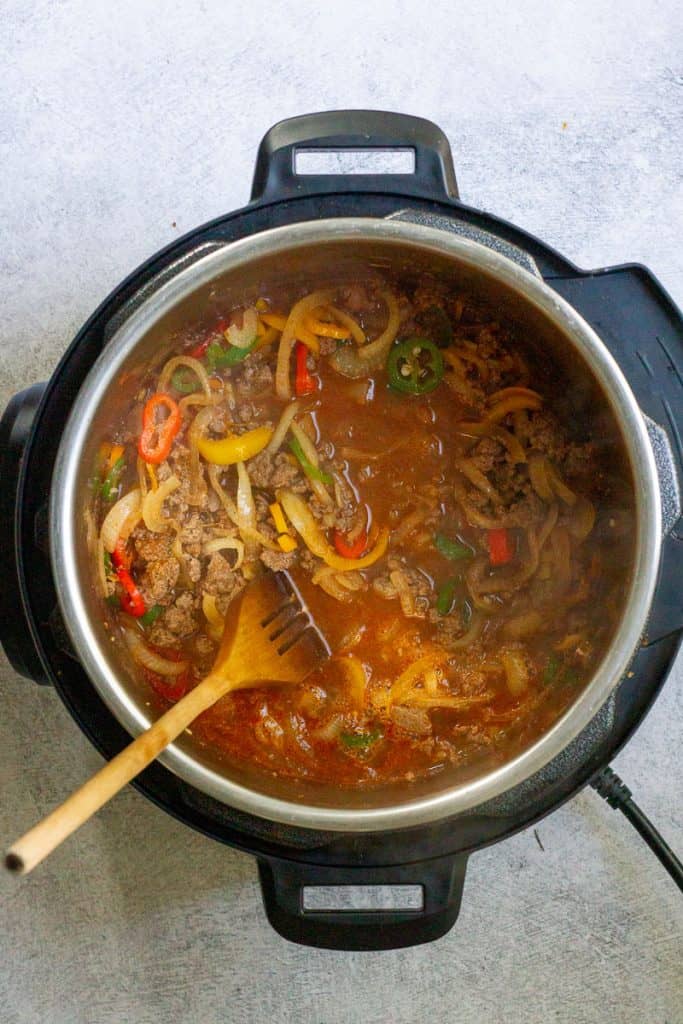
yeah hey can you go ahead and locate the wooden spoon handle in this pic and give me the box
[6,670,233,876]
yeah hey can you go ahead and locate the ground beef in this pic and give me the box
[340,282,373,313]
[149,592,197,646]
[372,559,432,618]
[502,491,545,528]
[522,410,567,461]
[139,557,180,606]
[185,555,202,583]
[469,436,505,474]
[319,337,337,356]
[204,552,243,600]
[132,528,173,563]
[249,450,305,492]
[236,356,273,395]
[391,705,432,737]
[260,547,298,572]
[179,513,205,555]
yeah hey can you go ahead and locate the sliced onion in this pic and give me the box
[330,289,400,378]
[322,305,365,345]
[265,400,300,454]
[278,488,389,572]
[202,593,224,642]
[389,568,416,618]
[275,289,335,399]
[528,453,554,501]
[546,461,577,506]
[202,534,245,569]
[236,461,256,527]
[442,609,485,650]
[568,496,596,541]
[124,629,188,676]
[390,653,449,705]
[158,355,212,396]
[188,405,216,503]
[490,425,526,464]
[95,537,108,596]
[456,457,502,504]
[402,692,493,710]
[290,420,333,506]
[334,654,367,709]
[101,488,142,553]
[207,464,280,550]
[142,475,180,533]
[226,307,259,349]
[500,649,529,696]
[502,610,543,638]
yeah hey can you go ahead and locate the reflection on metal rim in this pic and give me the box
[49,217,662,832]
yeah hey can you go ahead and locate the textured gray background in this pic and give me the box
[1,2,681,1022]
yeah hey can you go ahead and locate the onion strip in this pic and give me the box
[275,289,336,399]
[142,475,180,533]
[290,420,333,506]
[330,289,400,378]
[278,488,388,572]
[265,400,300,454]
[124,629,188,676]
[100,488,142,553]
[202,534,245,569]
[207,465,280,550]
[158,355,212,397]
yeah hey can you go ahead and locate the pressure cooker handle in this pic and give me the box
[0,384,50,683]
[250,110,459,204]
[257,853,468,950]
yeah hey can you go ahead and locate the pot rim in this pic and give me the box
[50,217,662,832]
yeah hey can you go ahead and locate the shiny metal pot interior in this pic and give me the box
[50,217,662,831]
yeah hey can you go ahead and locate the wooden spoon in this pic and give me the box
[6,570,330,876]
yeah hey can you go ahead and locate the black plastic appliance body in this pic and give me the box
[2,111,682,950]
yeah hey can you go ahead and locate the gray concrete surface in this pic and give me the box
[1,2,681,1022]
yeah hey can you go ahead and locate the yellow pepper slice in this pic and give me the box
[269,501,298,552]
[198,426,273,466]
[277,489,389,572]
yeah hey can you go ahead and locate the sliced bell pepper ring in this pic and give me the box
[138,394,181,465]
[488,527,514,566]
[387,336,444,395]
[295,341,317,396]
[197,425,273,465]
[333,528,368,559]
[289,436,332,484]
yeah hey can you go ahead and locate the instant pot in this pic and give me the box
[2,111,682,949]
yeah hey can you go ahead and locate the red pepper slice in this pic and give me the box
[143,666,189,703]
[111,540,145,616]
[333,528,369,559]
[189,318,230,359]
[488,527,514,566]
[138,393,181,464]
[143,647,189,702]
[295,341,317,396]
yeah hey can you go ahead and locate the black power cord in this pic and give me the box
[591,765,683,893]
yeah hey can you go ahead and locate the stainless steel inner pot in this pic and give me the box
[50,217,662,832]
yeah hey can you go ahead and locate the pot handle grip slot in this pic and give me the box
[250,110,459,204]
[257,853,468,950]
[0,384,50,683]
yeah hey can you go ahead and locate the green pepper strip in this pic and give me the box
[100,456,125,501]
[205,337,257,371]
[434,533,472,561]
[171,368,201,394]
[340,730,382,749]
[140,604,163,628]
[387,336,444,395]
[289,436,333,485]
[436,579,459,616]
[542,654,561,684]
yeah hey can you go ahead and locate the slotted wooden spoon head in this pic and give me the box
[213,569,331,689]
